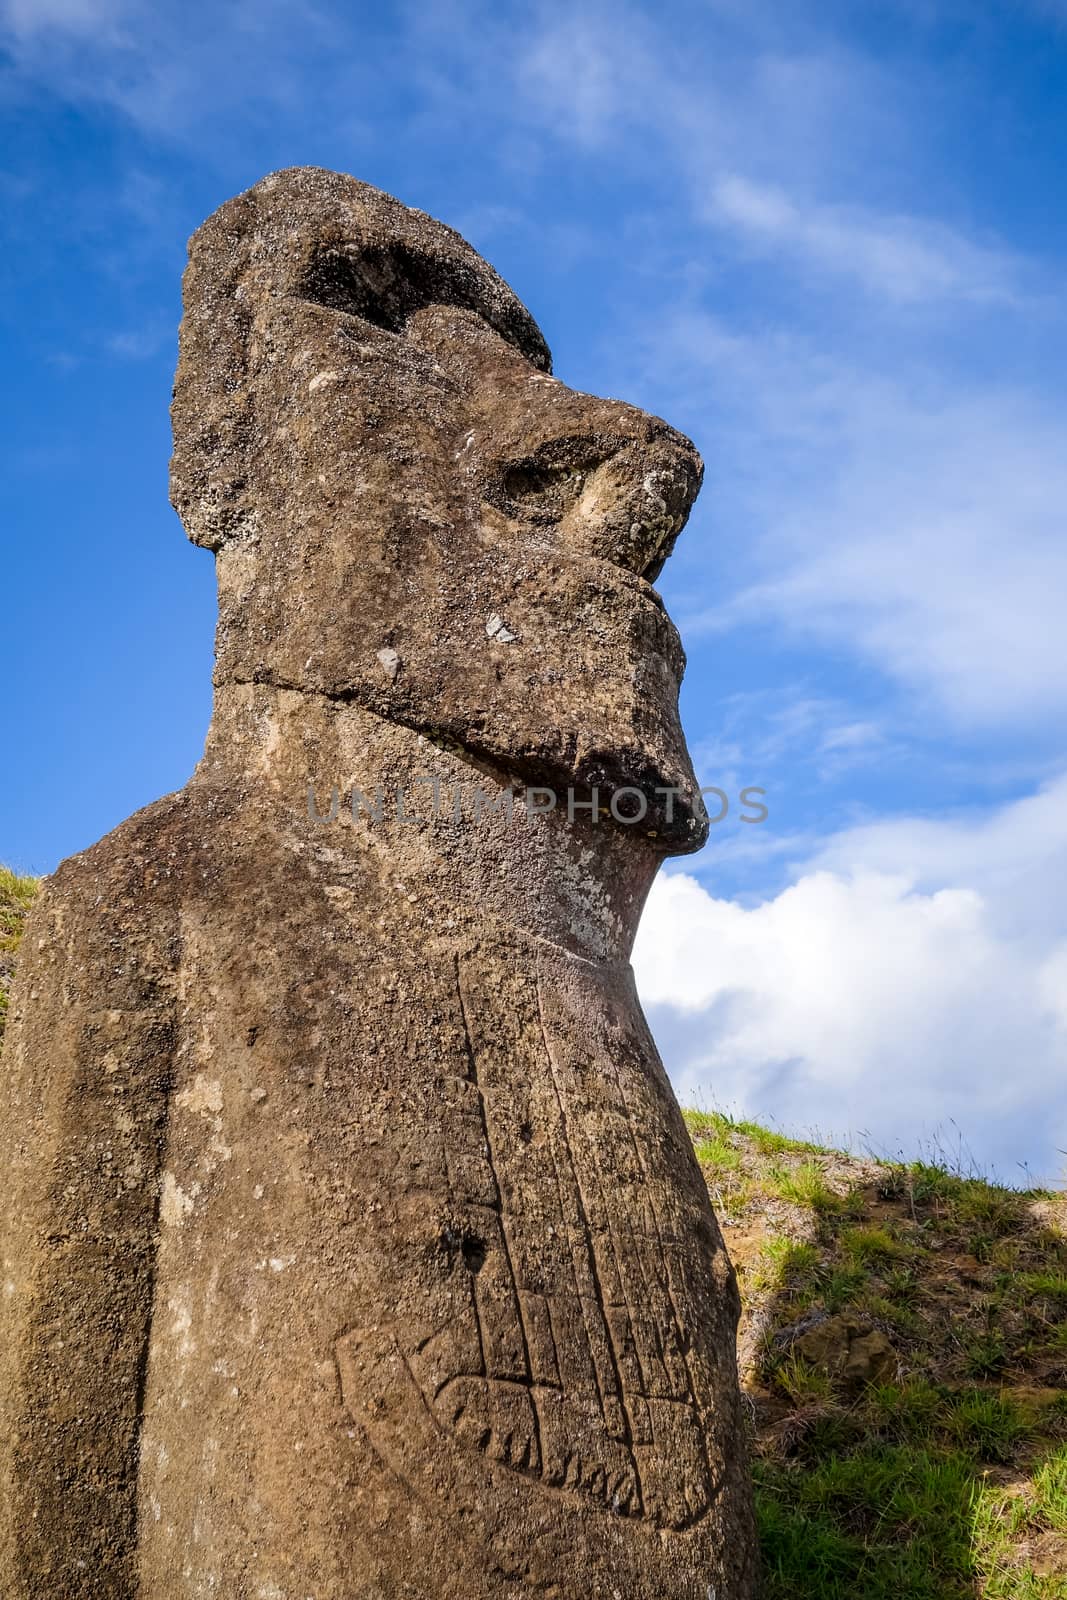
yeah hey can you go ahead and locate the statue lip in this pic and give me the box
[604,565,686,676]
[624,571,669,615]
[589,559,669,615]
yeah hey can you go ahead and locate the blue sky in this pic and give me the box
[3,0,1066,1181]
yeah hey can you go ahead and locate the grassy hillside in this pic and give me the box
[0,865,38,1041]
[688,1108,1067,1598]
[1,868,1063,1592]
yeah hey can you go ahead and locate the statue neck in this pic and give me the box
[196,682,663,965]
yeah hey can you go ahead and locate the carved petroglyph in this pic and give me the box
[334,951,720,1534]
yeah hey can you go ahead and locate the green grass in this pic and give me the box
[841,1223,909,1265]
[687,1107,1067,1598]
[756,1444,979,1599]
[691,1131,743,1172]
[682,1106,826,1158]
[1016,1272,1067,1309]
[1033,1446,1067,1532]
[749,1238,823,1295]
[768,1160,844,1213]
[863,1379,945,1442]
[729,1118,827,1157]
[958,1328,1010,1380]
[974,1445,1067,1598]
[947,1393,1032,1463]
[0,865,39,1040]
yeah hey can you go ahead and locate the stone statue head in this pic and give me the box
[171,166,708,851]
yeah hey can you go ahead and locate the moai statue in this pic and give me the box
[0,168,758,1599]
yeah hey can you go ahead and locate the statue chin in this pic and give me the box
[211,526,705,851]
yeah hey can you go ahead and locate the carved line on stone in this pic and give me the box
[532,971,726,1529]
[453,956,543,1476]
[578,1091,674,1415]
[344,960,716,1529]
[334,1324,644,1555]
[532,972,646,1503]
[558,1080,666,1423]
[131,1073,173,1548]
[596,1010,721,1507]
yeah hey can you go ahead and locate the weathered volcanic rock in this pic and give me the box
[0,167,758,1598]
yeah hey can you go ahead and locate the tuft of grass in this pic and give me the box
[691,1132,743,1173]
[855,1290,921,1336]
[756,1444,978,1599]
[1032,1445,1067,1532]
[957,1328,1009,1380]
[682,1107,828,1158]
[951,1180,1027,1237]
[682,1108,734,1140]
[841,1223,908,1265]
[1016,1271,1067,1310]
[731,1118,827,1157]
[946,1392,1031,1463]
[907,1162,963,1208]
[883,1265,922,1306]
[748,1237,823,1295]
[821,1265,868,1313]
[863,1379,945,1442]
[776,1353,837,1408]
[769,1161,843,1214]
[0,866,40,1040]
[1043,1323,1067,1359]
[973,1445,1067,1597]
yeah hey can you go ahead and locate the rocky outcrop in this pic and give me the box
[792,1314,897,1391]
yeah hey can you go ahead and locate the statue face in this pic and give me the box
[171,167,708,852]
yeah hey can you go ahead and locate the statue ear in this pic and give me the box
[169,192,259,552]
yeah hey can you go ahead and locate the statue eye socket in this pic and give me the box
[498,441,620,523]
[502,460,579,502]
[297,240,550,370]
[503,461,586,516]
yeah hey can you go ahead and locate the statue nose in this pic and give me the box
[493,413,703,581]
[559,430,703,581]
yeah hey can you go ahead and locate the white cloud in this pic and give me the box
[708,173,1021,304]
[808,777,1067,939]
[515,11,665,148]
[0,0,1036,328]
[634,777,1067,1183]
[397,2,1025,317]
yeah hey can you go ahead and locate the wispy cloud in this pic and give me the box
[0,0,125,36]
[482,3,1032,311]
[105,324,168,359]
[0,0,363,147]
[707,173,1022,304]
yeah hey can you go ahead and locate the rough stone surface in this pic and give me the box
[793,1314,897,1390]
[0,167,758,1598]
